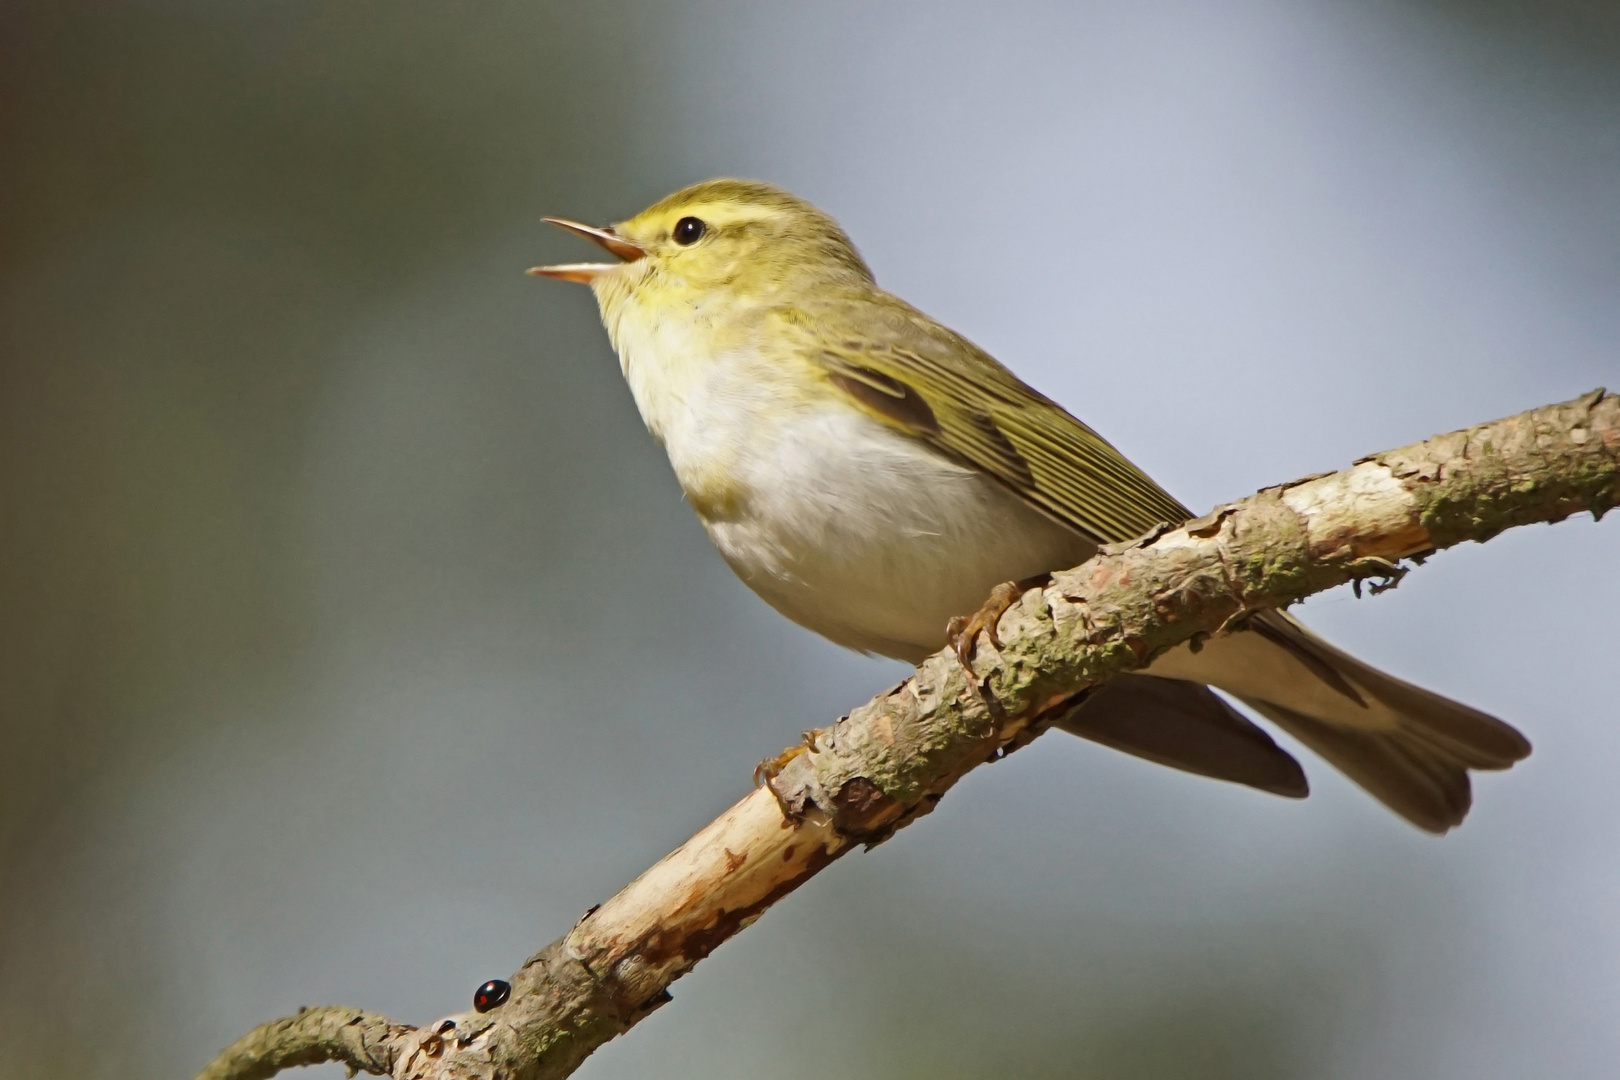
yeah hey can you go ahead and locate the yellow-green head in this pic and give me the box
[530,178,873,313]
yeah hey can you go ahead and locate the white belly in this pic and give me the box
[694,403,1093,662]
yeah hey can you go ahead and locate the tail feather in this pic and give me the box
[1144,610,1531,833]
[1249,611,1530,769]
[1241,700,1474,832]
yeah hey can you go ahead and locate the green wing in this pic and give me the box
[784,293,1190,544]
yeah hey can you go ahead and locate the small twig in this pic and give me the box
[195,1006,407,1080]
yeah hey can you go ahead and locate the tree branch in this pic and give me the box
[194,1007,408,1080]
[196,389,1617,1080]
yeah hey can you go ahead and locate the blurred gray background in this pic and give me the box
[1,2,1616,1077]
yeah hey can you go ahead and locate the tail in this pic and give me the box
[1142,610,1531,833]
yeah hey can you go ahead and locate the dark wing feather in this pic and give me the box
[1058,675,1309,798]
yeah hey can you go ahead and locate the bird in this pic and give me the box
[530,178,1530,833]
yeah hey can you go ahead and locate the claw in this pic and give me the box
[753,743,809,789]
[946,576,1049,677]
[755,743,811,821]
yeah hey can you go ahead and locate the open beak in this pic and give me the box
[528,218,647,283]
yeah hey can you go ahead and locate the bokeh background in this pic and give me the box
[2,2,1616,1077]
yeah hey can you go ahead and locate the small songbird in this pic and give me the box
[532,179,1529,833]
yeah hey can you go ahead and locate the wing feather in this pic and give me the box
[789,296,1189,542]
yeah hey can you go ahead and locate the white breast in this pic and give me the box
[609,308,1093,660]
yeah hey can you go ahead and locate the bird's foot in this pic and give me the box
[946,575,1052,723]
[753,744,807,790]
[945,574,1050,675]
[755,732,824,821]
[756,725,823,785]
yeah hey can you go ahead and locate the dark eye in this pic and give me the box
[673,216,706,245]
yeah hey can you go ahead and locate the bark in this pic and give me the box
[196,389,1617,1080]
[194,1007,409,1080]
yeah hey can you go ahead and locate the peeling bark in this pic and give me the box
[195,389,1618,1080]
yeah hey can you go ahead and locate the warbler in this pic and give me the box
[532,178,1529,833]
